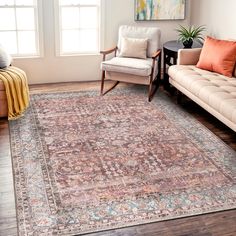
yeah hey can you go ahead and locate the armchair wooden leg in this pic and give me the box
[148,52,161,102]
[100,71,120,97]
[100,71,105,96]
[148,82,153,102]
[148,82,159,102]
[103,81,120,96]
[148,73,160,102]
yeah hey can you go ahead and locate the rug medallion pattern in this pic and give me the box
[9,88,236,235]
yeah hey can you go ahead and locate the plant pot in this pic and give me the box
[183,39,193,48]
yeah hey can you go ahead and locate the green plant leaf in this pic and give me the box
[175,24,206,43]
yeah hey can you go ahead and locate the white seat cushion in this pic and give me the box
[101,57,153,77]
[168,65,236,124]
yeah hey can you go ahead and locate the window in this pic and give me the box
[56,0,101,55]
[0,0,41,57]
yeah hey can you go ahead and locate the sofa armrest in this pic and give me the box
[177,48,202,65]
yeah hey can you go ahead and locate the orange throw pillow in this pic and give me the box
[196,36,236,77]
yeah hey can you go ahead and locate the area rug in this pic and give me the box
[9,87,236,236]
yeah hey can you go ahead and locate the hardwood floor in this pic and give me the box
[0,82,235,236]
[0,120,16,236]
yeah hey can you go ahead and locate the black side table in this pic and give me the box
[163,40,202,91]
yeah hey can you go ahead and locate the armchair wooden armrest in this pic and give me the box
[100,46,118,61]
[151,49,162,60]
[100,46,117,55]
[151,49,162,84]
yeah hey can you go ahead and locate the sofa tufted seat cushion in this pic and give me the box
[168,65,236,124]
[101,57,153,77]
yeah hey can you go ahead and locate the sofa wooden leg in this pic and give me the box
[177,90,183,104]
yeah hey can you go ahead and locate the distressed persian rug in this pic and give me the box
[10,87,236,235]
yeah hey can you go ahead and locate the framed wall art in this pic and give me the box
[135,0,185,21]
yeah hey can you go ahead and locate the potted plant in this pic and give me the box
[176,25,206,48]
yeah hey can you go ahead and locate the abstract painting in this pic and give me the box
[135,0,185,20]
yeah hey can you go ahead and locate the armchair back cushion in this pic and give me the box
[117,25,161,58]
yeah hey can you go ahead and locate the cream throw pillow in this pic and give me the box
[119,37,148,59]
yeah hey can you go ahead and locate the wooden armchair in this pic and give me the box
[100,25,162,102]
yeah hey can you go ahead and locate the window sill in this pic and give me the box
[56,53,101,57]
[12,55,43,60]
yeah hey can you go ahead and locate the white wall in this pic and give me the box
[105,0,191,48]
[13,0,191,84]
[191,0,236,39]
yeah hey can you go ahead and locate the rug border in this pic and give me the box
[59,207,236,236]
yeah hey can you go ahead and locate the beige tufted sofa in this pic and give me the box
[168,48,236,132]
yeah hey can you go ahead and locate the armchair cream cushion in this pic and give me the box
[101,25,161,78]
[102,57,153,76]
[117,25,161,57]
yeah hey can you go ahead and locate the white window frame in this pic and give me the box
[54,0,104,56]
[0,0,43,58]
